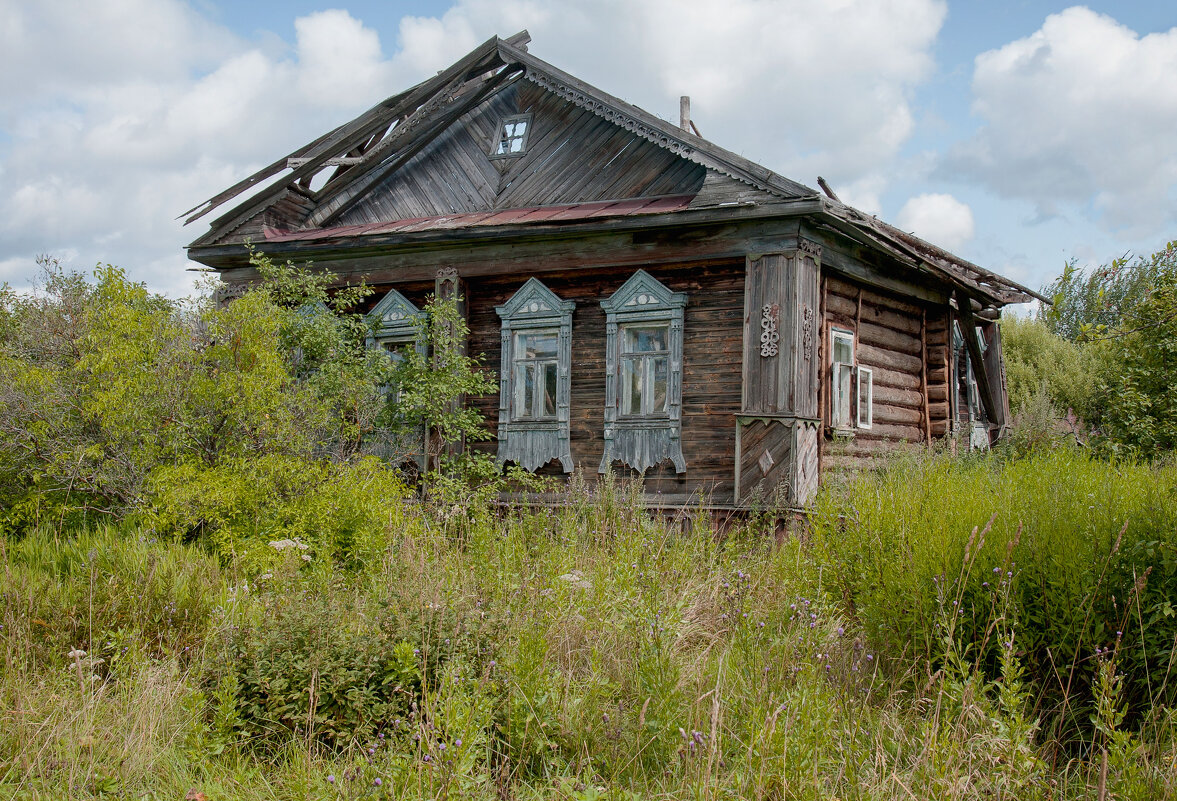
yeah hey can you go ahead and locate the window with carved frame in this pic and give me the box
[365,288,427,466]
[599,270,687,474]
[495,279,575,472]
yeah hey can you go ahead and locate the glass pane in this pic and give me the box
[621,357,641,416]
[832,333,853,365]
[517,331,558,359]
[542,361,557,417]
[652,356,668,413]
[857,368,872,427]
[834,363,853,426]
[623,325,668,354]
[510,137,524,153]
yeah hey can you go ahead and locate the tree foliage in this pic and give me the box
[0,249,514,541]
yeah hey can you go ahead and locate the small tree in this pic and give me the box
[1096,242,1177,456]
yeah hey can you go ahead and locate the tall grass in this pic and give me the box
[3,456,1176,799]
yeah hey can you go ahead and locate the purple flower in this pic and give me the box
[439,743,446,751]
[454,739,462,747]
[368,747,375,754]
[374,778,382,786]
[423,755,431,763]
[993,567,1001,574]
[378,732,384,739]
[836,627,844,636]
[865,654,873,661]
[327,775,335,784]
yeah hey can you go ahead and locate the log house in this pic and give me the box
[184,32,1043,509]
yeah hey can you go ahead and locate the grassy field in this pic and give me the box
[3,452,1177,800]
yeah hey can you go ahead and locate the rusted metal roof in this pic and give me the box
[262,195,694,243]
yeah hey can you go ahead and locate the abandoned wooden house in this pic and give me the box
[183,31,1044,509]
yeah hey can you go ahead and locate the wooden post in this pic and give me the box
[679,96,691,132]
[921,307,931,444]
[433,267,467,466]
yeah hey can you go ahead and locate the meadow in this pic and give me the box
[4,450,1176,800]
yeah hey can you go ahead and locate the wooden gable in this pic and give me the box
[333,81,708,225]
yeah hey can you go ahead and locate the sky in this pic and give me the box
[1,1,1175,306]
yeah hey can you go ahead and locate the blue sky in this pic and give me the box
[1,1,1174,305]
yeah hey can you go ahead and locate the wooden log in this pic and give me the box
[873,383,924,408]
[858,319,922,355]
[873,404,924,426]
[871,365,922,391]
[857,343,922,374]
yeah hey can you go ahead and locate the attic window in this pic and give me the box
[492,114,531,157]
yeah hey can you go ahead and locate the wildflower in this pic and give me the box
[368,747,375,755]
[378,732,384,740]
[327,775,335,784]
[836,627,844,636]
[423,755,431,763]
[454,739,462,747]
[1116,631,1122,638]
[439,743,446,751]
[374,778,382,786]
[758,622,765,628]
[789,603,796,610]
[993,567,1001,574]
[865,654,873,661]
[488,660,496,668]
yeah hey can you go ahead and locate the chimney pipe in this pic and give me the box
[679,95,690,132]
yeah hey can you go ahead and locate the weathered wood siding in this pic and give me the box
[336,81,708,226]
[366,259,745,504]
[821,274,938,468]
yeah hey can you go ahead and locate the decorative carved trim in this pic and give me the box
[599,270,688,474]
[798,239,823,262]
[495,278,576,473]
[367,287,425,342]
[801,305,815,361]
[435,266,458,281]
[760,303,780,357]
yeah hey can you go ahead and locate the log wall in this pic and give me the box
[364,259,745,505]
[821,274,948,469]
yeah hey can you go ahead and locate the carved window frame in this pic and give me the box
[365,288,427,467]
[489,113,533,159]
[599,270,687,474]
[495,278,575,472]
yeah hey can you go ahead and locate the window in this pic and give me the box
[857,366,873,429]
[491,114,531,157]
[365,288,427,467]
[512,329,559,419]
[620,325,670,416]
[829,328,872,432]
[830,329,855,429]
[599,270,687,474]
[495,279,575,472]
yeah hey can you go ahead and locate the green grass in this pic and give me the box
[3,454,1177,800]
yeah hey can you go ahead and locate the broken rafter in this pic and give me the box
[309,66,526,228]
[182,33,522,242]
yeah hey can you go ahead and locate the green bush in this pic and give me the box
[1001,315,1104,421]
[809,448,1177,742]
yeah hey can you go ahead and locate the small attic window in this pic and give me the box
[491,114,531,158]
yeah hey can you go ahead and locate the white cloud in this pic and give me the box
[0,0,947,295]
[896,193,975,251]
[948,7,1177,236]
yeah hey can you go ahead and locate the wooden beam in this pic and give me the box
[956,296,1001,429]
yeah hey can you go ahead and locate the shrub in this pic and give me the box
[809,449,1177,742]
